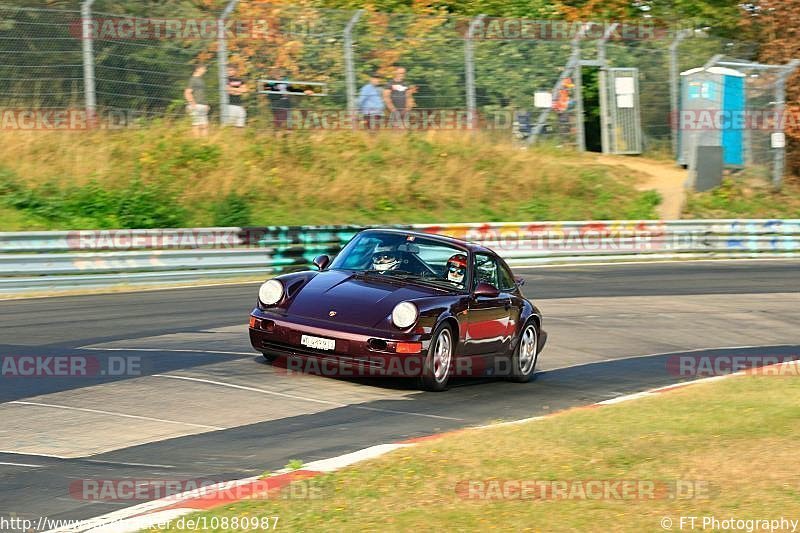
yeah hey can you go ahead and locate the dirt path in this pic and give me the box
[591,154,688,219]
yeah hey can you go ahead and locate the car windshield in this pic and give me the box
[328,231,468,290]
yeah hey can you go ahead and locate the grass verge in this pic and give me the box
[148,373,800,532]
[0,126,663,230]
[684,172,800,218]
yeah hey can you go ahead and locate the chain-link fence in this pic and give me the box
[0,5,84,108]
[0,2,795,183]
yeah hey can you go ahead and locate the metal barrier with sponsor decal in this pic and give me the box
[0,220,797,293]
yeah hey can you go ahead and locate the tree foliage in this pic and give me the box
[742,0,800,177]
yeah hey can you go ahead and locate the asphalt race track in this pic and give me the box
[0,260,798,526]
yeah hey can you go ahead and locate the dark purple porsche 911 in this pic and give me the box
[249,229,546,391]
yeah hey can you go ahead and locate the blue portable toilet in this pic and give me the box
[678,66,746,167]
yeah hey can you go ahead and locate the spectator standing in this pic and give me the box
[383,67,417,127]
[553,77,575,135]
[267,70,292,130]
[357,73,384,130]
[184,63,209,137]
[225,66,248,128]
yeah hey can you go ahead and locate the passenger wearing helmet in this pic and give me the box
[445,254,467,286]
[372,245,400,272]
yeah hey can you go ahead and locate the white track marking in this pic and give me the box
[353,405,462,421]
[81,459,176,469]
[0,450,69,459]
[302,443,412,472]
[0,461,45,468]
[152,374,349,406]
[476,415,549,429]
[8,401,224,430]
[78,346,257,356]
[596,391,655,405]
[153,374,463,421]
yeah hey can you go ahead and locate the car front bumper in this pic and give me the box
[249,309,432,378]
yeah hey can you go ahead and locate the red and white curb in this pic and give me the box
[45,359,800,533]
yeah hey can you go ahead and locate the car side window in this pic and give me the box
[497,261,516,291]
[474,253,499,289]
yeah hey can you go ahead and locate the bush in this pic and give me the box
[212,192,252,227]
[0,170,187,229]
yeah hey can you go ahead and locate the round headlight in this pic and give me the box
[259,279,283,306]
[392,302,418,329]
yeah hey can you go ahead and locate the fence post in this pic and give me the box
[574,61,585,152]
[465,14,486,130]
[772,60,800,189]
[596,23,618,154]
[217,0,240,126]
[669,29,691,159]
[80,0,96,122]
[344,10,364,126]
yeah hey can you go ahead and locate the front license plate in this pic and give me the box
[300,334,336,351]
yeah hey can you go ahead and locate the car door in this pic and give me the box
[465,253,513,356]
[495,257,523,348]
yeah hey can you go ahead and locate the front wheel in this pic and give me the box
[261,353,277,364]
[418,324,454,392]
[508,321,539,383]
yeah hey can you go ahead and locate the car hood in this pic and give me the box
[286,270,441,328]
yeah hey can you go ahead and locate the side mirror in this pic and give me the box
[515,277,525,287]
[473,282,500,298]
[312,254,330,271]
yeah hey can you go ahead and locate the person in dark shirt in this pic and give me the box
[263,70,317,130]
[184,63,209,137]
[225,66,248,128]
[382,67,417,127]
[266,69,292,129]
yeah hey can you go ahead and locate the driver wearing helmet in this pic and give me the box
[372,245,400,272]
[445,254,467,286]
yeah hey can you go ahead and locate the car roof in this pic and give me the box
[360,227,495,256]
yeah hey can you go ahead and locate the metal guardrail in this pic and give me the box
[1,220,798,293]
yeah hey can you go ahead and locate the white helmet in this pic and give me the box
[372,246,399,271]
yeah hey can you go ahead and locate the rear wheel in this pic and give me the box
[418,323,454,392]
[508,321,539,383]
